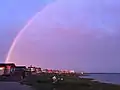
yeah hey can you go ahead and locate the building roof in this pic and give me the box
[0,63,15,67]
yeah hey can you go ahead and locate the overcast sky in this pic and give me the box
[0,0,120,72]
[0,0,54,62]
[5,0,120,73]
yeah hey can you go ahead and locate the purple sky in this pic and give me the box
[6,0,120,73]
[0,0,54,62]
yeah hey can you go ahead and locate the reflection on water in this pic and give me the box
[81,73,120,85]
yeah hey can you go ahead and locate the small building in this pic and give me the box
[14,66,26,76]
[27,66,40,75]
[15,66,26,71]
[28,66,36,72]
[35,67,42,73]
[0,63,16,76]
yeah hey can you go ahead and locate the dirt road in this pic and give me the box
[0,82,34,90]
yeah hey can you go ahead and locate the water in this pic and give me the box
[80,73,120,85]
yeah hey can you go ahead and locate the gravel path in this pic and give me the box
[0,82,34,90]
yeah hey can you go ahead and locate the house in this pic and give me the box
[0,63,16,76]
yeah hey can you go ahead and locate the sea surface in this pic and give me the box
[80,73,120,85]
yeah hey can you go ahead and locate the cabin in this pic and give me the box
[27,66,42,75]
[35,67,42,74]
[27,66,37,75]
[14,66,26,76]
[15,66,26,71]
[0,63,16,76]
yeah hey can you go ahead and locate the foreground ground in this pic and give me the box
[0,82,33,90]
[21,73,120,90]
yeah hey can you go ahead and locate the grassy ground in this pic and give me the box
[21,73,120,90]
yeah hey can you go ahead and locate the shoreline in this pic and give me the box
[81,77,120,86]
[20,73,120,90]
[80,74,120,85]
[84,73,120,74]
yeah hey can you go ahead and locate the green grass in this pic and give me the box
[21,73,120,90]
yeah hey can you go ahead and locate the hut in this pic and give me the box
[0,63,16,76]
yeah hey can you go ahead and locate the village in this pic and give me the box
[0,63,120,90]
[0,63,79,81]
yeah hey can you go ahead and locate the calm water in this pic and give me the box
[81,73,120,85]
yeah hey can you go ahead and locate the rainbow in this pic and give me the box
[5,12,40,63]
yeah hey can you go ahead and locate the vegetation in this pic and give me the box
[21,73,120,90]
